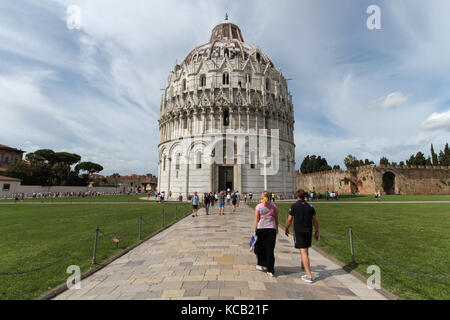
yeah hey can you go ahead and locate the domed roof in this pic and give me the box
[182,15,274,67]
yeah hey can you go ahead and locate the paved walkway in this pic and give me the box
[54,203,388,300]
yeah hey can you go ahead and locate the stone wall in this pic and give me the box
[1,185,120,198]
[296,165,450,195]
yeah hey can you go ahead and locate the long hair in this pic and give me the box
[261,191,270,205]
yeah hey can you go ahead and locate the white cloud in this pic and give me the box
[369,92,408,109]
[421,111,450,131]
[1,0,450,176]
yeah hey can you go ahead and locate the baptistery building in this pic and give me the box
[157,16,296,197]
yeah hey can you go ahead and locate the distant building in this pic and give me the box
[106,173,157,193]
[0,175,21,195]
[0,144,25,172]
[158,17,296,197]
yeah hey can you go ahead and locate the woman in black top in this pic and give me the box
[203,193,211,215]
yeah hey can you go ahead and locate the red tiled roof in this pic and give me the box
[0,175,21,182]
[0,144,25,153]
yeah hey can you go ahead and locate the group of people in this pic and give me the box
[6,191,111,202]
[324,190,339,200]
[190,189,241,217]
[253,189,320,283]
[187,188,320,283]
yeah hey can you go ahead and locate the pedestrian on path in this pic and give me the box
[191,192,199,217]
[285,189,320,283]
[218,191,225,215]
[253,191,278,277]
[203,192,211,215]
[231,191,237,212]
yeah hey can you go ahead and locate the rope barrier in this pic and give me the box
[0,231,95,276]
[352,231,450,279]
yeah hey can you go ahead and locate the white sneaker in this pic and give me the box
[256,265,264,271]
[267,272,275,277]
[301,274,313,283]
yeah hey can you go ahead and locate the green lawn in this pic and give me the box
[0,202,193,300]
[305,194,450,202]
[0,194,153,203]
[267,202,450,300]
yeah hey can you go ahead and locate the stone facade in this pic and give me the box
[157,17,296,197]
[296,165,450,195]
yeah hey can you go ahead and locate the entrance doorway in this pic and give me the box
[382,172,395,194]
[218,166,233,192]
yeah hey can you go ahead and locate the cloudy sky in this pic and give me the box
[1,0,449,175]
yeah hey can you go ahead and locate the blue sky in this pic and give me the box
[0,0,449,175]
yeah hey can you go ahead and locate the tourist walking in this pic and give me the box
[253,191,279,277]
[210,192,215,207]
[236,190,240,207]
[231,192,237,212]
[218,191,225,215]
[284,189,320,283]
[191,192,199,217]
[203,192,211,215]
[226,192,231,205]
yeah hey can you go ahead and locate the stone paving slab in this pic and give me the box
[54,203,388,300]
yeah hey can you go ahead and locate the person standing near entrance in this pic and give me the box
[191,191,199,217]
[218,191,225,215]
[203,192,211,215]
[253,191,279,277]
[235,190,240,207]
[285,189,320,283]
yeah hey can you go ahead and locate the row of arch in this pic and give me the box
[159,139,295,172]
[159,106,294,143]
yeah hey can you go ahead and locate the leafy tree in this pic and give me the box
[438,143,450,166]
[407,152,427,166]
[431,144,439,166]
[51,152,81,185]
[344,155,360,170]
[300,155,332,174]
[333,165,341,170]
[75,162,104,174]
[379,157,390,166]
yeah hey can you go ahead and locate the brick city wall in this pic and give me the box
[296,165,450,195]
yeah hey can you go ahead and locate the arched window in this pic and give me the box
[196,151,202,169]
[199,74,206,87]
[246,74,251,84]
[223,109,230,126]
[250,152,256,169]
[223,72,229,85]
[266,78,270,91]
[256,52,261,63]
[163,156,166,171]
[182,79,186,91]
[175,153,180,170]
[224,48,229,58]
